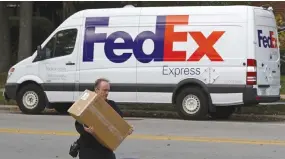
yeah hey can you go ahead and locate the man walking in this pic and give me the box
[74,78,133,159]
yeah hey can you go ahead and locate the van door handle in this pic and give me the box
[66,62,75,65]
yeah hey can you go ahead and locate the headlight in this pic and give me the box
[7,67,15,79]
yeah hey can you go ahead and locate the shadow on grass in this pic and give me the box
[5,107,285,123]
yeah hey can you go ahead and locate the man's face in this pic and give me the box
[95,81,110,100]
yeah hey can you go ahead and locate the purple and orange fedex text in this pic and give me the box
[82,15,225,64]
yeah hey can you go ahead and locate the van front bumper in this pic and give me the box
[243,86,280,105]
[3,83,18,101]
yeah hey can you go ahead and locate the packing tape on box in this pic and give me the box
[89,105,124,142]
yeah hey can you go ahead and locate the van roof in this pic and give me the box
[58,5,272,28]
[70,5,267,19]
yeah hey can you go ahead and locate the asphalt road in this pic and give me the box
[0,110,285,159]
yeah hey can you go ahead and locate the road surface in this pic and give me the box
[0,110,285,159]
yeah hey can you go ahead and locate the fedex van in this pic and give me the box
[3,5,281,120]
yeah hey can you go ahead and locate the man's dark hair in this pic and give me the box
[94,78,110,89]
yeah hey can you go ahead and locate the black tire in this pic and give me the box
[16,84,47,114]
[209,107,236,120]
[52,103,72,114]
[175,87,209,120]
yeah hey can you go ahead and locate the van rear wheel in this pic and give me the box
[52,103,72,114]
[16,84,47,114]
[176,87,209,120]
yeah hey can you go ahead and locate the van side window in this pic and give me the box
[53,29,78,57]
[42,28,78,59]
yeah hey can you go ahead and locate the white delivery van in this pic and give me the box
[3,5,281,120]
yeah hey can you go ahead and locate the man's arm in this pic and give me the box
[108,100,134,135]
[75,120,89,135]
[108,100,123,117]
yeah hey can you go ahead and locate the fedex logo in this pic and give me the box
[257,30,277,48]
[83,15,225,63]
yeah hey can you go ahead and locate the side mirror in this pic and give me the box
[35,45,52,61]
[37,45,46,60]
[46,49,51,59]
[37,45,43,54]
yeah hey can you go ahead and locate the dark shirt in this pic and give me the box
[75,99,123,152]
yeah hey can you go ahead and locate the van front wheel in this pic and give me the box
[176,87,209,120]
[16,84,47,114]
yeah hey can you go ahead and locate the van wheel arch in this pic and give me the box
[17,81,44,94]
[172,79,212,104]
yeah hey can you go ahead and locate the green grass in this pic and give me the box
[0,72,7,104]
[0,91,16,105]
[240,105,285,115]
[281,75,285,94]
[0,72,7,88]
[0,72,16,105]
[0,94,5,104]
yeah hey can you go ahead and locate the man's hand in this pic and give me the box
[84,124,133,136]
[128,125,134,135]
[83,125,95,136]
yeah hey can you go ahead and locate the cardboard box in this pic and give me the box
[68,89,132,151]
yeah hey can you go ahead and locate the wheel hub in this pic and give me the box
[182,95,200,114]
[22,91,39,109]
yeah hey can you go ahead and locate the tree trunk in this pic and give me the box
[18,1,33,62]
[63,2,76,20]
[0,2,11,73]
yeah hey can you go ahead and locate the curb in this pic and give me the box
[0,105,18,111]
